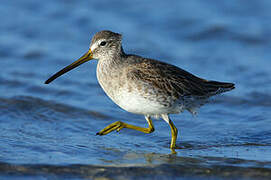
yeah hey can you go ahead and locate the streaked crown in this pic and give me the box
[90,30,123,60]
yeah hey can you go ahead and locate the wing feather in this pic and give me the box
[126,57,234,99]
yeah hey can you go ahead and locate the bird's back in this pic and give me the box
[125,55,235,99]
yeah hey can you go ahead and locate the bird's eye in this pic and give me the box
[100,41,106,46]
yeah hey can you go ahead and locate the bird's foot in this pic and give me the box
[170,146,184,154]
[96,121,124,136]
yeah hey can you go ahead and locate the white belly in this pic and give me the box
[96,63,183,115]
[111,89,182,115]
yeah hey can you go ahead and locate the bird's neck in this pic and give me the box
[96,48,126,97]
[98,46,126,70]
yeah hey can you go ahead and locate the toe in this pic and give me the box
[96,132,102,136]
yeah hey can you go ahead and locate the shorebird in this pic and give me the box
[45,30,234,151]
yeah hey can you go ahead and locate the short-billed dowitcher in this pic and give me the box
[45,30,235,151]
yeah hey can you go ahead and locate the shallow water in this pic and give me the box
[1,0,271,179]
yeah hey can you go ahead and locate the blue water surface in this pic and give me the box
[1,0,271,179]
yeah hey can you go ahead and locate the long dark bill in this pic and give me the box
[44,50,93,84]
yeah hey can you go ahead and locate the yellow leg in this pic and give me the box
[96,116,155,135]
[168,119,178,149]
[161,114,179,150]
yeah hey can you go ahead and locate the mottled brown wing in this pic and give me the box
[127,57,234,98]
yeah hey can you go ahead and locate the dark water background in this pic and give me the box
[1,0,271,179]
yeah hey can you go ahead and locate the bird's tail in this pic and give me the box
[203,80,235,96]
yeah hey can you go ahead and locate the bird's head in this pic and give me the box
[44,30,122,84]
[90,30,122,60]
